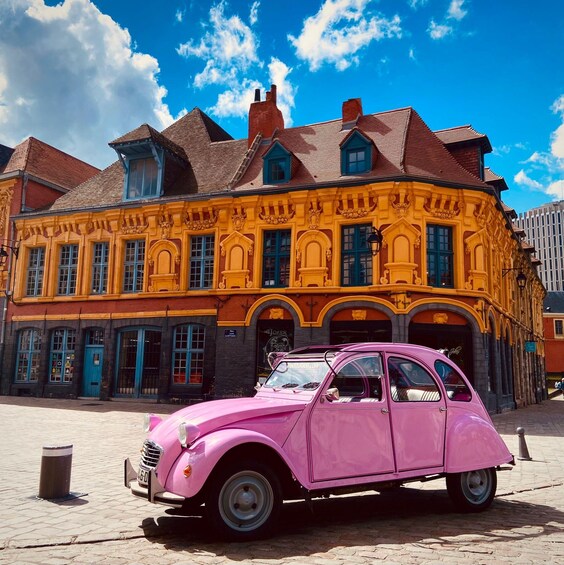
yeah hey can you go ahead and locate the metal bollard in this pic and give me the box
[38,445,73,499]
[516,427,532,461]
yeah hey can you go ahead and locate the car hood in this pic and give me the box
[149,396,307,446]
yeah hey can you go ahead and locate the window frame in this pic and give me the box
[262,229,291,288]
[25,247,45,297]
[48,328,76,384]
[555,319,564,338]
[189,234,215,289]
[91,242,109,295]
[262,142,291,185]
[122,239,146,293]
[426,224,454,288]
[125,155,160,200]
[340,131,372,175]
[15,328,41,383]
[341,224,373,286]
[171,324,205,386]
[57,244,79,296]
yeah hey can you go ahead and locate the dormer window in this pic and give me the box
[263,142,291,184]
[127,156,159,199]
[341,130,373,175]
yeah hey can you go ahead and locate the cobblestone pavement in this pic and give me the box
[1,396,563,564]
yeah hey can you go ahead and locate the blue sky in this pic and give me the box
[1,0,562,213]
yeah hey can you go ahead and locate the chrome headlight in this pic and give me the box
[143,413,162,433]
[178,421,201,448]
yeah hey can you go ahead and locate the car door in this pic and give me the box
[386,355,447,472]
[308,354,395,482]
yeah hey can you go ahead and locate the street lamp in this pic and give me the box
[366,227,384,256]
[502,267,527,292]
[0,241,19,268]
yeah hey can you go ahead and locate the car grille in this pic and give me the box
[140,440,162,469]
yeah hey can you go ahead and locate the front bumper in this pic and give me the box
[124,458,185,508]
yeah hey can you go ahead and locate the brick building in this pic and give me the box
[0,88,545,412]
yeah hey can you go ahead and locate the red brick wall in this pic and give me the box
[447,145,482,178]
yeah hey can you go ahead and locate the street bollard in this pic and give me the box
[516,427,532,461]
[38,445,73,499]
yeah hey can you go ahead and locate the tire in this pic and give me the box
[446,467,497,512]
[205,459,282,540]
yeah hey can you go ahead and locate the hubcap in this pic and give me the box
[218,470,274,532]
[461,469,491,504]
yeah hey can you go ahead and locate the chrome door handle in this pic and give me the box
[439,407,447,412]
[381,408,389,414]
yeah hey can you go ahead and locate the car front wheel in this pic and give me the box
[446,467,497,512]
[205,459,282,540]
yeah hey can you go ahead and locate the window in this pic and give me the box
[57,244,79,295]
[172,325,205,385]
[189,235,214,289]
[15,329,41,383]
[49,329,76,383]
[427,224,454,288]
[435,359,471,401]
[262,230,291,287]
[329,354,383,401]
[388,356,441,402]
[126,157,158,199]
[91,242,109,295]
[263,142,291,184]
[342,224,372,286]
[123,240,145,293]
[25,248,45,297]
[341,131,372,175]
[555,319,564,337]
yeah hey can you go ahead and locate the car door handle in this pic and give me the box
[381,408,389,414]
[439,407,447,412]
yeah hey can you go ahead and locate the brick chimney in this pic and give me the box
[248,85,284,147]
[342,98,363,125]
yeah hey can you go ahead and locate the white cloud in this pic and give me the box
[428,20,452,39]
[546,179,564,199]
[447,0,467,21]
[249,1,260,25]
[408,47,416,61]
[177,0,260,87]
[408,0,429,9]
[268,58,296,127]
[514,169,543,190]
[550,94,564,159]
[175,8,185,23]
[210,78,263,119]
[0,0,181,169]
[288,0,402,72]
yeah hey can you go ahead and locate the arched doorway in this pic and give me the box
[329,307,392,344]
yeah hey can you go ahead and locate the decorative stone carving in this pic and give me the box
[351,309,367,320]
[269,308,284,320]
[184,209,218,231]
[433,313,449,324]
[337,191,376,219]
[122,214,148,234]
[259,201,295,224]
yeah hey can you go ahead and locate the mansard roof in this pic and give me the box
[434,124,492,153]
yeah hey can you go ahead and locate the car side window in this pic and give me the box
[435,359,472,401]
[330,355,383,402]
[388,356,441,402]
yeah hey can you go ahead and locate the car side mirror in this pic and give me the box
[324,387,340,402]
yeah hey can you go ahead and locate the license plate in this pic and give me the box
[138,467,150,486]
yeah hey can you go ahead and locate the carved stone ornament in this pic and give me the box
[122,215,148,234]
[351,309,367,320]
[159,213,173,239]
[308,206,321,230]
[232,209,247,231]
[184,209,218,231]
[433,313,449,325]
[0,186,13,235]
[269,308,284,320]
[337,191,376,219]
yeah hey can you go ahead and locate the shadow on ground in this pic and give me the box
[139,486,564,559]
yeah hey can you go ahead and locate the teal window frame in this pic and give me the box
[57,244,79,295]
[341,224,373,286]
[172,324,206,386]
[189,235,214,289]
[341,131,372,175]
[262,230,291,287]
[91,242,109,295]
[15,328,41,383]
[123,240,145,293]
[426,224,454,288]
[49,328,76,383]
[263,142,291,184]
[25,247,45,297]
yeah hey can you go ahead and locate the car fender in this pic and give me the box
[163,428,300,499]
[445,411,513,473]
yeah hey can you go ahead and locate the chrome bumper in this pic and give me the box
[124,458,185,508]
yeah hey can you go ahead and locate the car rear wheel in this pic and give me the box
[205,459,282,540]
[446,467,497,512]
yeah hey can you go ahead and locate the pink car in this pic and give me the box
[124,343,514,540]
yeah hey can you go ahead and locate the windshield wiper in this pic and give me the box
[281,382,299,388]
[301,381,321,389]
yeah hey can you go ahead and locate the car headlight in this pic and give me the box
[178,421,201,448]
[143,413,162,433]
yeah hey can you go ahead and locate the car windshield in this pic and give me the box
[262,360,329,391]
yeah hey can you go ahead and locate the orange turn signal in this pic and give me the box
[183,465,192,478]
